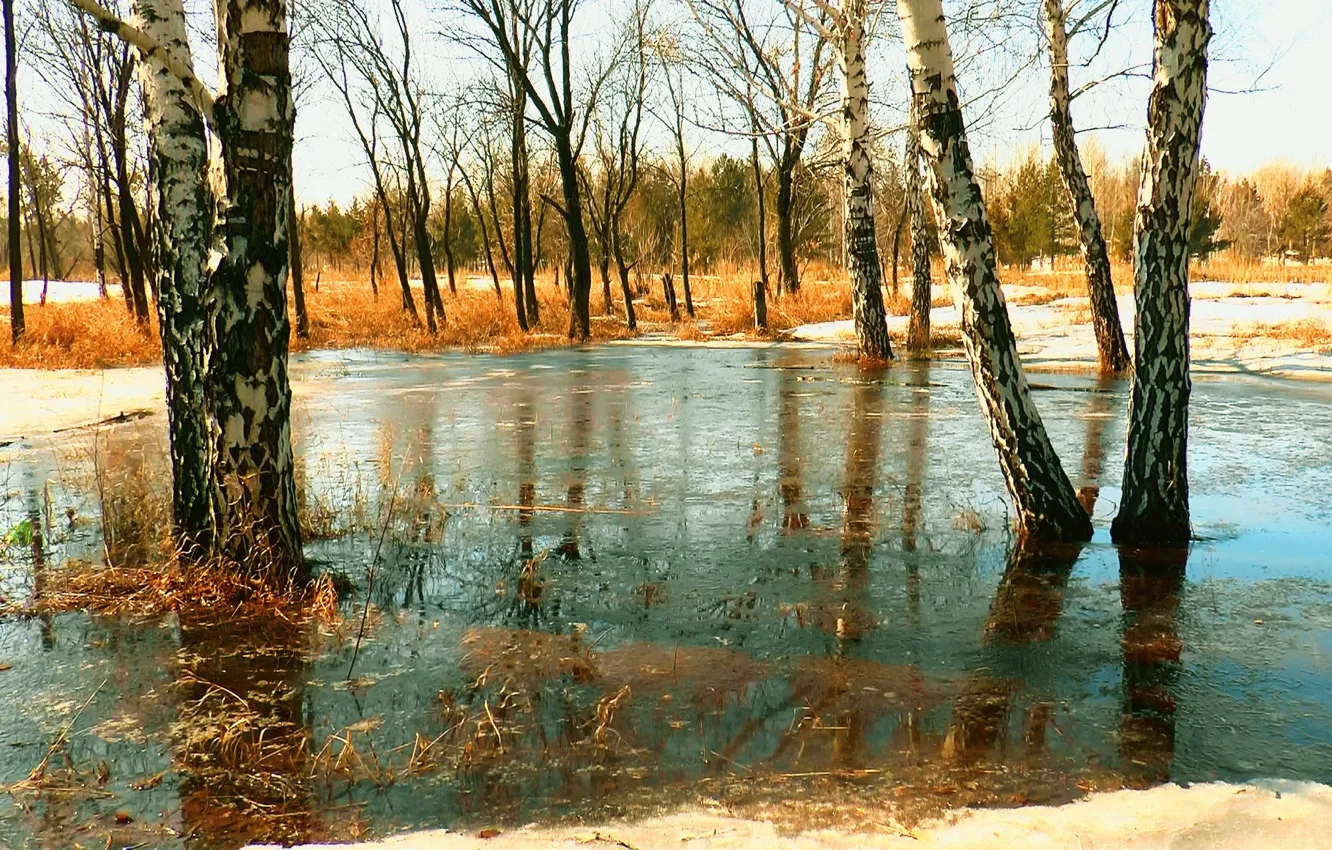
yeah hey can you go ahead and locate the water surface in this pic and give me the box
[2,346,1331,847]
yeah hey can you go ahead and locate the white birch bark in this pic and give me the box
[839,0,893,361]
[1112,0,1210,545]
[205,0,304,578]
[896,0,1091,542]
[131,0,214,551]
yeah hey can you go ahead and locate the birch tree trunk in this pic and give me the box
[206,0,304,579]
[1045,0,1131,373]
[1112,0,1210,545]
[132,0,214,552]
[905,99,932,353]
[896,0,1091,542]
[839,0,893,362]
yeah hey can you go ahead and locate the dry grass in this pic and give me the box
[6,255,1329,370]
[0,298,160,369]
[0,268,926,368]
[1235,319,1332,353]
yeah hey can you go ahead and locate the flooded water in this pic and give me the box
[3,345,1332,848]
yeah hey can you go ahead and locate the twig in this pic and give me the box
[29,677,107,782]
[440,502,644,516]
[346,475,402,681]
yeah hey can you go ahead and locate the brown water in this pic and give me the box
[2,346,1331,848]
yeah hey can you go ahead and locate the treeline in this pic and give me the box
[15,142,1331,303]
[293,151,1332,285]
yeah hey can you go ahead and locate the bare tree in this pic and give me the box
[1112,0,1210,545]
[650,25,694,317]
[457,0,611,340]
[582,1,650,330]
[316,0,445,332]
[312,24,420,322]
[896,0,1091,542]
[4,0,19,344]
[1044,0,1131,372]
[689,0,834,295]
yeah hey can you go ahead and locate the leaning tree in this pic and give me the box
[895,0,1091,542]
[1043,0,1132,373]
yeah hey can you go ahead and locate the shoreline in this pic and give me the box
[243,780,1332,850]
[5,322,1332,442]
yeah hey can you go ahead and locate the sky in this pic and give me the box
[284,0,1331,207]
[22,0,1329,207]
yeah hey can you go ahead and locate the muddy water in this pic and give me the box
[2,346,1332,848]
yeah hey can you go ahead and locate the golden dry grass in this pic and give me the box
[1235,318,1332,353]
[0,298,161,368]
[5,255,1329,370]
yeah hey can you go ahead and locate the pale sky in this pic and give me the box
[126,0,1332,206]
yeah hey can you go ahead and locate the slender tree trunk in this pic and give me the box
[111,102,151,326]
[369,200,380,298]
[131,0,213,552]
[1045,0,1131,373]
[677,152,693,317]
[556,136,592,341]
[598,249,612,315]
[509,112,529,331]
[3,0,18,344]
[289,191,309,339]
[839,6,893,361]
[442,200,457,295]
[897,0,1091,542]
[512,91,537,323]
[207,0,304,581]
[906,100,933,353]
[1112,0,1209,546]
[527,195,543,323]
[27,176,49,297]
[775,158,798,295]
[612,223,635,330]
[377,191,418,321]
[750,132,768,290]
[409,183,441,333]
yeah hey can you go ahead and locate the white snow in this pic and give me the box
[244,781,1332,850]
[790,283,1332,379]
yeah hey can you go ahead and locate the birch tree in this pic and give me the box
[73,0,306,578]
[813,0,892,360]
[1044,0,1131,373]
[896,0,1091,542]
[1112,0,1210,545]
[132,0,212,550]
[205,0,304,575]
